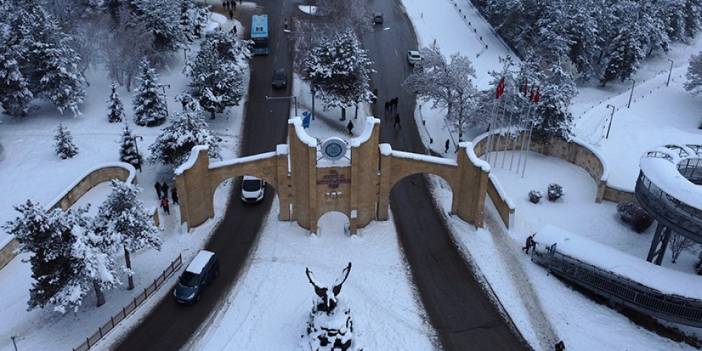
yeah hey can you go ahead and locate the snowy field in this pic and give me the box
[0,14,248,351]
[430,151,699,350]
[189,204,437,351]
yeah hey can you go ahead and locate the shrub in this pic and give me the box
[528,190,542,204]
[547,183,564,202]
[616,201,653,233]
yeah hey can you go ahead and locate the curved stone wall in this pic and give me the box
[0,163,138,270]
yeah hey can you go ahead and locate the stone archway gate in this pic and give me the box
[175,117,490,233]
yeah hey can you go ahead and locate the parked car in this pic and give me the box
[241,176,266,203]
[272,68,287,89]
[407,50,421,65]
[373,12,383,25]
[173,250,219,304]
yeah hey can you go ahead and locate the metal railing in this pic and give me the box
[532,245,702,327]
[635,173,702,243]
[72,254,183,351]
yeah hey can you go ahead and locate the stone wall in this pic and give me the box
[0,163,137,271]
[486,174,515,228]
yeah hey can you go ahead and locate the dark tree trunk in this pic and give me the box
[93,280,105,307]
[124,245,134,290]
[340,107,346,121]
[210,109,216,120]
[354,104,358,119]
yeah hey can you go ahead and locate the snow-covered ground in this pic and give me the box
[0,14,248,351]
[190,203,437,351]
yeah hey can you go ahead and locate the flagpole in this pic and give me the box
[491,89,508,165]
[522,87,540,178]
[500,88,515,168]
[486,75,506,164]
[509,81,527,171]
[516,85,536,172]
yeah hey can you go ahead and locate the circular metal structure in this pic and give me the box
[321,137,347,161]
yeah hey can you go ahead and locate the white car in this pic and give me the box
[240,176,266,203]
[407,50,421,65]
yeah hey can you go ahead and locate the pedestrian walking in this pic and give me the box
[445,139,450,153]
[161,196,170,215]
[232,25,237,34]
[523,233,536,254]
[393,114,401,129]
[171,186,179,205]
[392,97,399,111]
[228,9,233,19]
[554,340,565,351]
[347,120,354,135]
[372,88,378,104]
[154,182,162,200]
[161,181,169,198]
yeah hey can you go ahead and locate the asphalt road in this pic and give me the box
[364,0,529,350]
[112,2,294,350]
[115,0,527,350]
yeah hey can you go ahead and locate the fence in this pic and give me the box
[72,254,183,351]
[532,245,702,327]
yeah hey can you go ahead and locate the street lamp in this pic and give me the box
[11,336,17,351]
[265,95,298,116]
[605,104,616,139]
[666,58,674,87]
[627,78,635,109]
[132,134,144,172]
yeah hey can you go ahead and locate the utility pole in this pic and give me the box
[605,104,616,139]
[666,58,674,87]
[160,84,171,116]
[11,336,18,351]
[627,78,635,109]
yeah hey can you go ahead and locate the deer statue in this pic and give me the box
[305,262,352,314]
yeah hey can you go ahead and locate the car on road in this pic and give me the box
[272,68,287,89]
[241,176,266,203]
[173,250,219,304]
[407,50,422,65]
[373,12,383,25]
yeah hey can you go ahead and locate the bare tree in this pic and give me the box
[669,234,695,263]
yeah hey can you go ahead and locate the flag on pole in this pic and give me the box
[532,88,541,103]
[495,77,506,99]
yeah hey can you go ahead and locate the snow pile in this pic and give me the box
[536,225,702,300]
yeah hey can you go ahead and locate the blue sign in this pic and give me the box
[302,111,311,128]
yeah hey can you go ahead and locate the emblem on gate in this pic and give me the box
[321,137,347,161]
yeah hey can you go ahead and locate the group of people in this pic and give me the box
[222,0,239,19]
[155,181,178,215]
[382,97,402,130]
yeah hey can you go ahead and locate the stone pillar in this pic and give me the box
[275,145,292,221]
[377,144,392,221]
[349,118,380,229]
[176,147,214,230]
[454,144,489,227]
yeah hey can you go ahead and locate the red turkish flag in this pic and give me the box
[532,88,541,103]
[495,78,506,99]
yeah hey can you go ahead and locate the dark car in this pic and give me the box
[272,68,287,89]
[173,250,219,304]
[373,12,383,25]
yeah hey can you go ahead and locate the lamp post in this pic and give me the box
[605,104,616,139]
[265,95,298,116]
[11,336,17,351]
[666,58,674,87]
[160,84,171,116]
[627,78,635,109]
[132,134,144,172]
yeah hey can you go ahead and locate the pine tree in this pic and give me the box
[302,29,374,121]
[685,52,702,128]
[2,200,82,312]
[599,27,645,86]
[148,109,221,166]
[94,180,161,290]
[54,123,78,159]
[0,46,33,116]
[119,124,142,170]
[107,83,126,123]
[133,58,168,127]
[187,32,249,119]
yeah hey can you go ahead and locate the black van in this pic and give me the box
[173,250,219,304]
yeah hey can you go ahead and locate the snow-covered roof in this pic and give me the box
[209,151,277,169]
[639,144,702,210]
[186,250,215,274]
[289,117,318,148]
[537,225,702,300]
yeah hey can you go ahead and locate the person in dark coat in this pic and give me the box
[171,186,179,205]
[347,120,354,135]
[161,196,170,215]
[392,97,399,111]
[554,340,565,351]
[384,100,390,112]
[445,139,450,153]
[154,182,162,200]
[372,88,378,104]
[393,113,401,129]
[523,233,536,254]
[161,182,169,199]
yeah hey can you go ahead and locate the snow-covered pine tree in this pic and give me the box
[119,124,142,170]
[133,58,168,126]
[130,0,184,52]
[187,32,249,119]
[599,27,645,86]
[0,44,33,116]
[54,123,78,159]
[685,52,702,128]
[2,200,82,312]
[73,208,121,307]
[107,83,126,123]
[179,0,194,43]
[302,29,374,121]
[94,180,161,290]
[148,109,221,166]
[683,0,702,38]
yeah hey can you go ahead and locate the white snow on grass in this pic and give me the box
[189,204,437,351]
